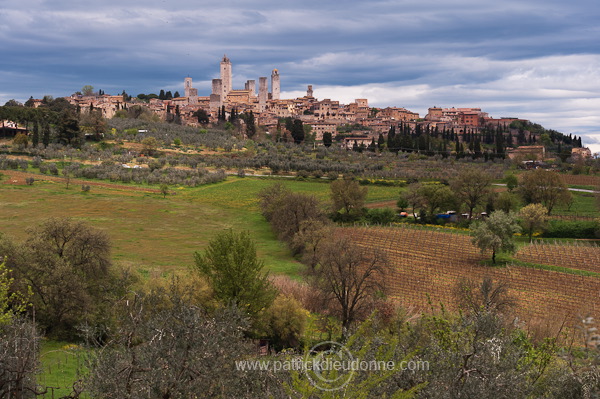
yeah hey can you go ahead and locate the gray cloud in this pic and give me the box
[1,0,599,149]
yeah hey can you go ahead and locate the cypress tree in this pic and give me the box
[32,120,39,147]
[387,125,396,150]
[42,122,50,147]
[377,133,385,150]
[245,111,256,139]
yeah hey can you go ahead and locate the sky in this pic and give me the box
[1,0,599,153]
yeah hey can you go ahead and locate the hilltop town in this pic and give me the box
[18,55,586,158]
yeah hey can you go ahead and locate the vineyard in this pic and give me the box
[561,174,600,187]
[516,242,600,274]
[341,225,600,329]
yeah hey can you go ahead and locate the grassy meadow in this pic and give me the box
[0,173,401,277]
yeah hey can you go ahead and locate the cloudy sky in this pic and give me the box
[1,0,599,152]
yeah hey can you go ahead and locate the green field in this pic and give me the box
[0,174,400,277]
[553,190,598,216]
[38,340,87,398]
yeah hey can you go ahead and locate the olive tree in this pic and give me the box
[84,289,284,398]
[471,211,521,264]
[0,218,130,338]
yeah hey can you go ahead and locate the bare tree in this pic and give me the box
[1,260,43,398]
[309,236,387,336]
[1,218,130,338]
[84,288,284,398]
[453,276,517,317]
[451,168,493,219]
[257,182,290,222]
[519,169,572,215]
[258,184,326,243]
[402,182,425,219]
[519,203,549,242]
[330,177,368,221]
[291,219,333,268]
[0,318,44,399]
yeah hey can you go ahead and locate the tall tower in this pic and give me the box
[271,69,280,100]
[245,80,256,96]
[184,77,193,97]
[220,55,232,99]
[307,85,313,98]
[258,77,268,111]
[210,79,223,109]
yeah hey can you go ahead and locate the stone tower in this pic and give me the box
[210,78,223,109]
[307,85,313,97]
[245,80,256,96]
[258,77,268,111]
[271,69,280,100]
[220,55,232,100]
[184,77,193,97]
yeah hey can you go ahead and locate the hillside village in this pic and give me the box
[16,55,590,159]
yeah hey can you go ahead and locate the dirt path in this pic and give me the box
[365,200,397,209]
[0,169,160,193]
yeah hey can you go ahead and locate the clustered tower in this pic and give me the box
[184,77,198,104]
[206,55,281,109]
[271,69,280,101]
[220,55,232,99]
[258,77,268,111]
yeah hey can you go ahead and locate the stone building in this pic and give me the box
[572,147,592,159]
[507,145,546,161]
[220,55,232,99]
[271,69,280,101]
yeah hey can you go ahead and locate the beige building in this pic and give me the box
[572,147,592,159]
[310,122,337,140]
[507,145,546,161]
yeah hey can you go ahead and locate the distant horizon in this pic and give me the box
[1,1,599,153]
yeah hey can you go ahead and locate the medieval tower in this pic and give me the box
[184,77,193,97]
[190,56,282,111]
[220,55,232,99]
[258,77,268,111]
[271,69,280,100]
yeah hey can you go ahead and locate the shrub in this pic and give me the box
[326,171,338,180]
[542,219,600,239]
[255,295,308,350]
[366,208,396,225]
[25,177,35,185]
[48,163,59,175]
[296,170,310,179]
[31,156,42,168]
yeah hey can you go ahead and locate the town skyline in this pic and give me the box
[1,0,599,152]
